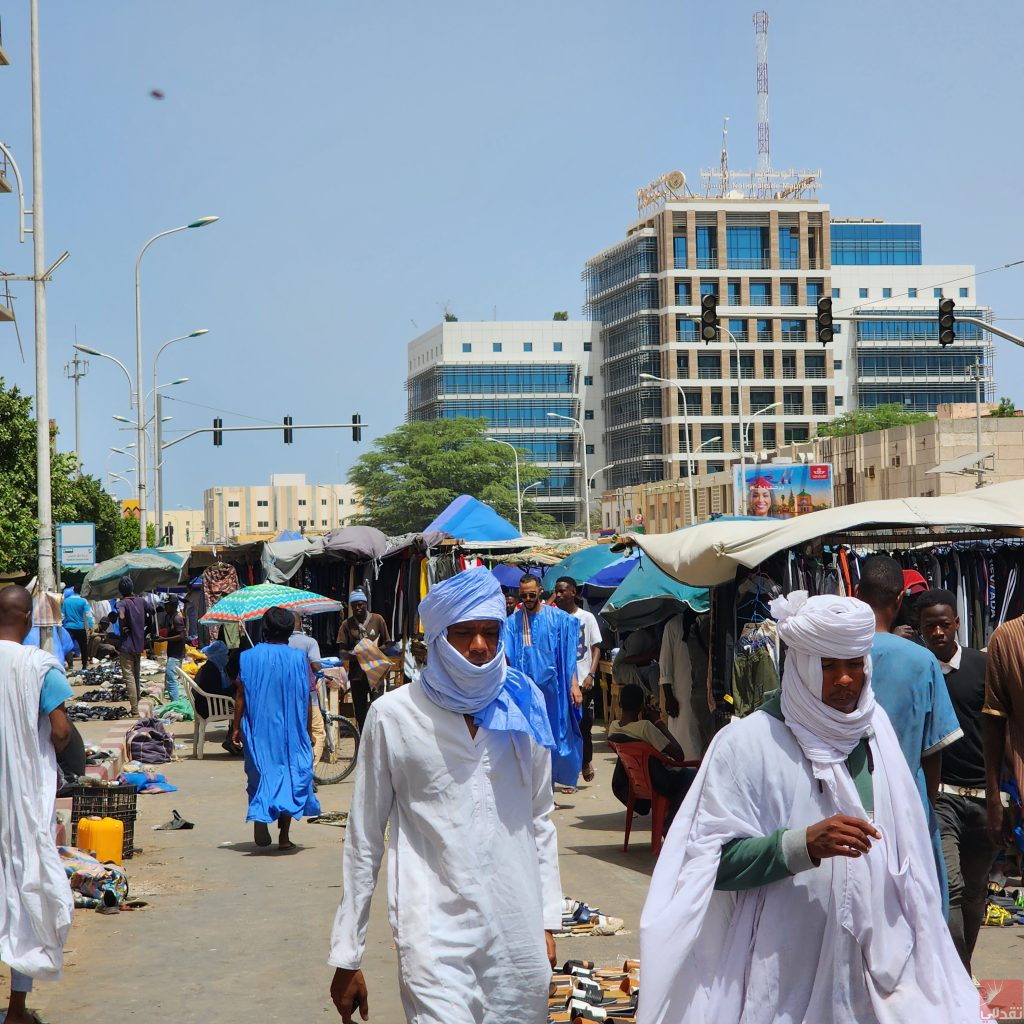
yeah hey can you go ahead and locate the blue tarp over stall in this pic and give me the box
[425,495,521,542]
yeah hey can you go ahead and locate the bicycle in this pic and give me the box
[313,676,360,785]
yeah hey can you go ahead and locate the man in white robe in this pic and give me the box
[0,586,75,1024]
[328,567,562,1024]
[639,592,983,1024]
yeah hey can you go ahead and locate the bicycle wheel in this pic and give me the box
[315,715,360,784]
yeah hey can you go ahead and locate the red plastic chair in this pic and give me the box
[608,740,700,856]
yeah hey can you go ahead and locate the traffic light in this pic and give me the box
[283,415,294,443]
[352,413,363,443]
[700,292,719,342]
[213,417,223,446]
[816,296,834,344]
[938,298,956,347]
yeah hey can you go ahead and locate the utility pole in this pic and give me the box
[973,358,985,490]
[64,350,88,477]
[30,0,56,647]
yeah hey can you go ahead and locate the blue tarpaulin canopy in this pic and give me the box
[424,495,520,542]
[601,559,710,631]
[540,544,626,591]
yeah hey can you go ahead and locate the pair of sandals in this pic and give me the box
[253,821,296,852]
[559,764,595,797]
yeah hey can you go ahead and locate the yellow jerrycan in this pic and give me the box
[77,816,124,865]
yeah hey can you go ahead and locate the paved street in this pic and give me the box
[2,709,1021,1023]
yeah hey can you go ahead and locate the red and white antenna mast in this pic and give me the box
[753,10,770,173]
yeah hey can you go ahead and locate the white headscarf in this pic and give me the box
[770,590,877,776]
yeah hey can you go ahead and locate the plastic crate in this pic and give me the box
[69,784,138,859]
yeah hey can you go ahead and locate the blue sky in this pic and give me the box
[2,0,1024,513]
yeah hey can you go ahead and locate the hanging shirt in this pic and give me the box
[503,605,582,786]
[238,643,320,823]
[329,681,561,1024]
[658,614,702,759]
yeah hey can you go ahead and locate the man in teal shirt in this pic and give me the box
[61,586,94,669]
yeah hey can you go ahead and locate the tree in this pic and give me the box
[992,396,1017,418]
[348,418,551,536]
[443,311,458,322]
[816,403,932,438]
[552,311,569,321]
[0,377,138,575]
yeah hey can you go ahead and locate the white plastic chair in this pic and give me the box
[175,665,235,760]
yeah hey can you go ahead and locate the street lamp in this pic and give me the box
[152,329,208,534]
[640,371,696,524]
[75,344,134,407]
[744,401,783,462]
[546,412,591,539]
[692,319,747,487]
[135,218,218,544]
[486,437,523,534]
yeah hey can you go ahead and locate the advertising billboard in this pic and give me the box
[733,463,834,519]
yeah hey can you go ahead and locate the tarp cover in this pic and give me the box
[261,537,326,584]
[322,525,389,562]
[601,560,710,631]
[81,551,185,600]
[424,495,520,542]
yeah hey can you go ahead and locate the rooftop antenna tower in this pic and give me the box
[719,115,730,197]
[754,10,770,173]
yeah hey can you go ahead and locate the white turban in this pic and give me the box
[769,591,877,773]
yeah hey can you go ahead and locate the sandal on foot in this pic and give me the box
[253,822,272,847]
[582,764,595,782]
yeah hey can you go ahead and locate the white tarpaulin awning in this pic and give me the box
[630,479,1024,587]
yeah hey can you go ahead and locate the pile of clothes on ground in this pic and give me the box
[548,959,639,1023]
[984,882,1024,926]
[59,846,145,913]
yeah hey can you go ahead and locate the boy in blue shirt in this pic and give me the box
[60,586,94,668]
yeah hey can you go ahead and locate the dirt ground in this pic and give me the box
[4,709,1023,1022]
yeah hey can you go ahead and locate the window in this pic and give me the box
[585,444,595,455]
[761,424,777,450]
[882,288,892,298]
[321,520,328,527]
[583,375,593,386]
[908,288,917,298]
[784,424,809,444]
[257,520,269,528]
[696,225,717,266]
[297,499,307,506]
[830,223,921,265]
[763,353,775,377]
[805,353,826,378]
[933,288,943,299]
[584,409,594,420]
[350,498,358,505]
[227,500,239,508]
[697,353,721,379]
[583,342,592,352]
[673,235,688,269]
[726,226,768,267]
[858,287,868,299]
[778,226,800,267]
[492,343,502,353]
[959,287,969,298]
[256,499,269,507]
[780,280,798,306]
[523,342,533,352]
[727,279,741,305]
[675,281,692,305]
[677,318,698,342]
[676,353,690,376]
[728,318,746,339]
[338,498,345,503]
[700,279,717,298]
[749,281,771,305]
[835,395,844,407]
[833,359,843,370]
[756,318,772,341]
[228,521,240,529]
[553,342,563,352]
[831,287,841,299]
[462,343,472,353]
[298,520,307,528]
[321,498,327,506]
[806,281,824,304]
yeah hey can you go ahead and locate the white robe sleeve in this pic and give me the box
[531,741,562,931]
[328,706,395,970]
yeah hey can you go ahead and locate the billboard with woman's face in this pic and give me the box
[733,464,834,519]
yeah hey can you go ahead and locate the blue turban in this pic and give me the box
[418,567,553,748]
[349,589,367,604]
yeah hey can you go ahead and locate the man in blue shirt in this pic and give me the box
[856,555,962,907]
[0,586,74,1024]
[61,586,94,669]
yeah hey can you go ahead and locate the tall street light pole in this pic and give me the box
[152,329,208,537]
[485,437,523,534]
[63,350,89,476]
[640,371,696,525]
[134,217,218,545]
[744,401,783,464]
[547,412,590,540]
[694,319,747,491]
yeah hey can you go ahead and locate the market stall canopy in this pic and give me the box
[81,550,186,600]
[601,560,710,631]
[424,495,520,542]
[200,582,342,625]
[261,536,326,583]
[322,525,389,561]
[631,480,1024,587]
[540,544,624,590]
[491,564,542,590]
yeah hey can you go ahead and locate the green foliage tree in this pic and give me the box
[816,403,932,438]
[992,396,1017,418]
[0,377,138,575]
[348,418,552,536]
[552,311,569,321]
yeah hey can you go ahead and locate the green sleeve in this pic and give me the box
[715,828,793,891]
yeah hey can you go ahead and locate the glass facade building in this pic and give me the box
[830,223,922,265]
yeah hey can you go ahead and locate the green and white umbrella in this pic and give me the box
[200,582,342,625]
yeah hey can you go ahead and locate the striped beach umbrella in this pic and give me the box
[200,582,342,625]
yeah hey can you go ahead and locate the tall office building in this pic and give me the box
[406,321,603,526]
[585,171,834,492]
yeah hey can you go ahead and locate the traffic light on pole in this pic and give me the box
[700,293,719,343]
[815,296,834,344]
[283,416,293,443]
[352,413,363,443]
[938,298,956,347]
[213,418,223,446]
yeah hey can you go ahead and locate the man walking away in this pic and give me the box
[552,576,601,784]
[0,586,75,1024]
[116,576,149,715]
[61,586,94,669]
[160,595,184,702]
[329,568,560,1024]
[336,589,390,731]
[918,588,995,974]
[504,574,582,789]
[290,612,326,777]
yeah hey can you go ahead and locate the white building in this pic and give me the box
[406,321,605,528]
